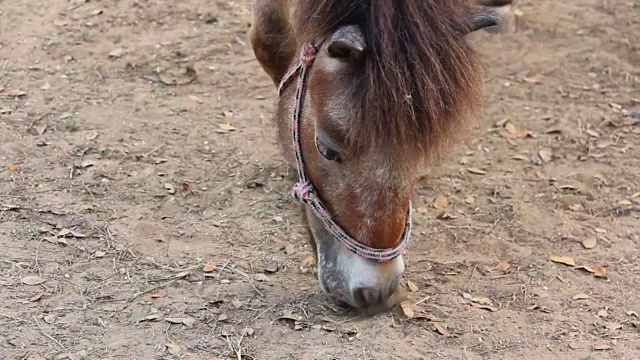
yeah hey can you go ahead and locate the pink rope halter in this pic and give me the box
[277,40,412,262]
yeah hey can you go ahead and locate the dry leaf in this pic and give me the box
[433,194,449,209]
[202,263,216,273]
[593,343,612,351]
[253,273,270,282]
[217,313,228,321]
[158,66,197,86]
[242,327,255,336]
[548,255,576,266]
[471,297,493,306]
[581,237,597,249]
[108,48,125,58]
[406,280,419,293]
[469,302,498,312]
[22,275,46,286]
[627,311,638,318]
[0,88,27,97]
[572,293,589,300]
[466,168,487,175]
[188,94,203,103]
[416,206,428,214]
[164,183,176,194]
[215,123,237,133]
[575,265,594,273]
[496,258,510,270]
[85,130,99,140]
[432,322,449,336]
[299,255,315,274]
[165,344,181,355]
[464,196,475,204]
[232,299,243,309]
[8,163,18,172]
[400,300,417,318]
[594,266,607,278]
[604,322,622,331]
[181,317,196,328]
[435,211,456,220]
[151,290,168,298]
[264,262,279,273]
[538,148,553,162]
[597,308,609,317]
[284,244,296,255]
[43,314,56,324]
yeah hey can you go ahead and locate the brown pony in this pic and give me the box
[249,0,506,310]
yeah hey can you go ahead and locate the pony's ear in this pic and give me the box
[465,8,502,34]
[326,25,365,61]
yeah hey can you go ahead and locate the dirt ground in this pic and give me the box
[1,0,638,359]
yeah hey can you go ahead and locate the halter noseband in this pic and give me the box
[276,40,412,263]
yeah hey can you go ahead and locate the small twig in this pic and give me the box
[127,279,176,303]
[143,144,164,158]
[0,313,28,323]
[415,296,430,306]
[34,237,43,276]
[32,316,65,350]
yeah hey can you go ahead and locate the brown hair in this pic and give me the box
[294,0,486,160]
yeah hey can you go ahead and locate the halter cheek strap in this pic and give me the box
[276,40,412,263]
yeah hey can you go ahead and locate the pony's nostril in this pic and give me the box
[351,287,382,308]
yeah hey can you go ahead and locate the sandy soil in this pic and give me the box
[1,0,638,359]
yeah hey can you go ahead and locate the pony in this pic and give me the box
[249,0,508,310]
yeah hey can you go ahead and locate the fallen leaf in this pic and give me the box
[158,66,197,86]
[572,293,589,300]
[597,308,609,317]
[435,211,456,220]
[151,290,168,298]
[433,194,449,209]
[464,196,475,204]
[416,206,428,214]
[85,130,99,140]
[217,313,229,321]
[8,163,18,172]
[575,265,594,273]
[406,280,419,293]
[165,344,181,355]
[496,258,510,270]
[214,123,237,133]
[173,271,191,279]
[181,317,196,328]
[469,302,498,312]
[108,48,126,58]
[284,244,296,255]
[43,314,56,324]
[627,311,638,318]
[604,322,622,331]
[594,266,607,278]
[221,324,235,336]
[80,160,96,168]
[538,148,553,162]
[29,292,45,302]
[22,275,46,286]
[504,122,518,136]
[94,250,106,258]
[188,94,203,103]
[432,322,449,336]
[253,273,270,282]
[466,168,486,175]
[593,343,612,351]
[232,299,243,309]
[581,237,597,249]
[471,297,493,306]
[548,255,576,266]
[400,300,417,318]
[264,261,279,273]
[164,183,176,194]
[0,88,27,97]
[299,255,315,274]
[202,263,216,273]
[53,19,69,27]
[242,327,255,336]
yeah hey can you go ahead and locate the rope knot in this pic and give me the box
[300,43,319,66]
[292,181,314,202]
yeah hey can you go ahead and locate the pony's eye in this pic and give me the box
[315,137,342,163]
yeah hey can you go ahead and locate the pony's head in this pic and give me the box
[251,0,500,310]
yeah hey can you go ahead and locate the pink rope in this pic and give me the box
[277,41,412,262]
